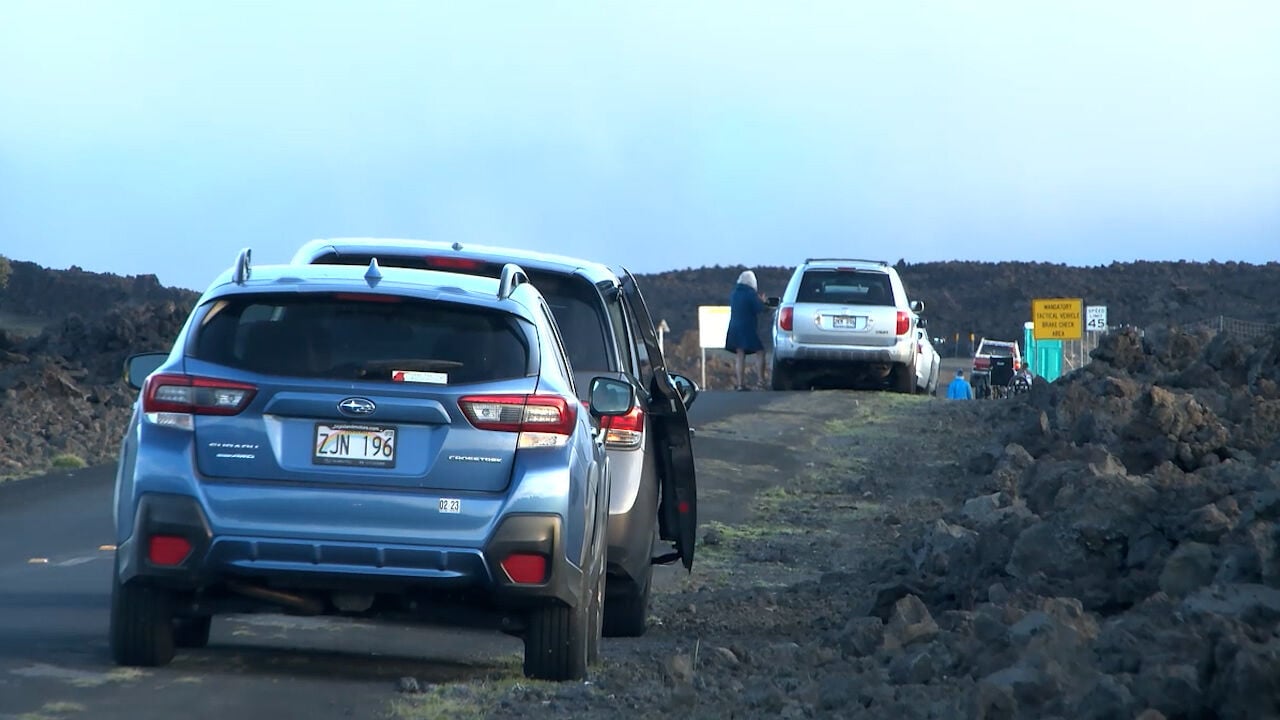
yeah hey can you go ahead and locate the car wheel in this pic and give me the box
[524,594,592,681]
[109,570,176,667]
[892,360,917,394]
[603,560,652,638]
[771,360,797,391]
[173,616,212,649]
[524,526,601,680]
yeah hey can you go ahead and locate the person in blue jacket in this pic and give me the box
[725,270,767,390]
[947,368,974,400]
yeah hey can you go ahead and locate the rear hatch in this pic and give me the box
[310,251,614,391]
[181,291,537,492]
[790,268,901,347]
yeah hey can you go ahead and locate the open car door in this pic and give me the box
[619,270,697,571]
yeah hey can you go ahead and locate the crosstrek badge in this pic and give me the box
[392,370,448,384]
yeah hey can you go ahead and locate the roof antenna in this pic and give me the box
[232,247,252,284]
[365,257,383,287]
[451,242,463,251]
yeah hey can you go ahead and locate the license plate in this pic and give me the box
[314,424,397,468]
[831,315,864,329]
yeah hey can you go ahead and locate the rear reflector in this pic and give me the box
[896,311,911,336]
[779,307,794,332]
[143,374,256,416]
[500,553,547,584]
[148,535,192,566]
[601,406,644,449]
[459,394,577,448]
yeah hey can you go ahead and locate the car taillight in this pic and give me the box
[601,406,644,449]
[458,394,577,448]
[142,374,256,429]
[779,307,794,332]
[896,311,911,336]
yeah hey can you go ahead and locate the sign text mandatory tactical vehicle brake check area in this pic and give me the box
[1032,298,1083,340]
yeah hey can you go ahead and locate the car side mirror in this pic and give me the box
[124,352,169,390]
[588,377,635,418]
[668,373,700,410]
[910,300,925,313]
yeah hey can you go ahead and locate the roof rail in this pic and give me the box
[497,263,529,300]
[232,247,252,284]
[804,257,888,266]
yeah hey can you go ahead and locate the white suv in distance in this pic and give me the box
[771,258,924,392]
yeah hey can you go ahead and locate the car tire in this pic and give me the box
[524,593,593,681]
[109,571,176,667]
[770,360,795,391]
[524,526,602,680]
[173,616,212,649]
[603,561,652,638]
[892,359,917,394]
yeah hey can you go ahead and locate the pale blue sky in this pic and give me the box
[2,1,1277,290]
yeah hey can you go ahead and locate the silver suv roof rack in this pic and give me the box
[498,263,529,300]
[232,248,252,284]
[803,257,888,266]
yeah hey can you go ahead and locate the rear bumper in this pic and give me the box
[118,493,583,609]
[773,336,914,365]
[603,446,657,585]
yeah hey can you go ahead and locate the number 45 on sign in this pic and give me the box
[1086,306,1107,332]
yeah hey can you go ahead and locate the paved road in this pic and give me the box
[0,390,769,720]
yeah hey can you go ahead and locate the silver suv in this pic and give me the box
[291,238,698,639]
[770,258,924,392]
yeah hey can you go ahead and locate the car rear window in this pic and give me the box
[797,270,893,305]
[192,293,534,384]
[311,252,615,372]
[981,345,1016,357]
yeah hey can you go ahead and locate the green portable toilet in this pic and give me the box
[1023,322,1064,382]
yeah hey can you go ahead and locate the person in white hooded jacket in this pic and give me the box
[724,270,767,390]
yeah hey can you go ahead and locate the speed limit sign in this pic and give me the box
[1086,306,1107,332]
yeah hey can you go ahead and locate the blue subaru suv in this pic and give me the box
[111,250,634,681]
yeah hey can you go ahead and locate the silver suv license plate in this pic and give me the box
[832,315,864,329]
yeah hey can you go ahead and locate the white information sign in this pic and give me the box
[697,306,731,349]
[697,305,733,389]
[1085,305,1107,332]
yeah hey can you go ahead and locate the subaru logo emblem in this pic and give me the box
[338,397,376,416]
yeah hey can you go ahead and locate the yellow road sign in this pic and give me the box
[1031,298,1083,340]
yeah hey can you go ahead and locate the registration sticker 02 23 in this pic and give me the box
[438,498,461,514]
